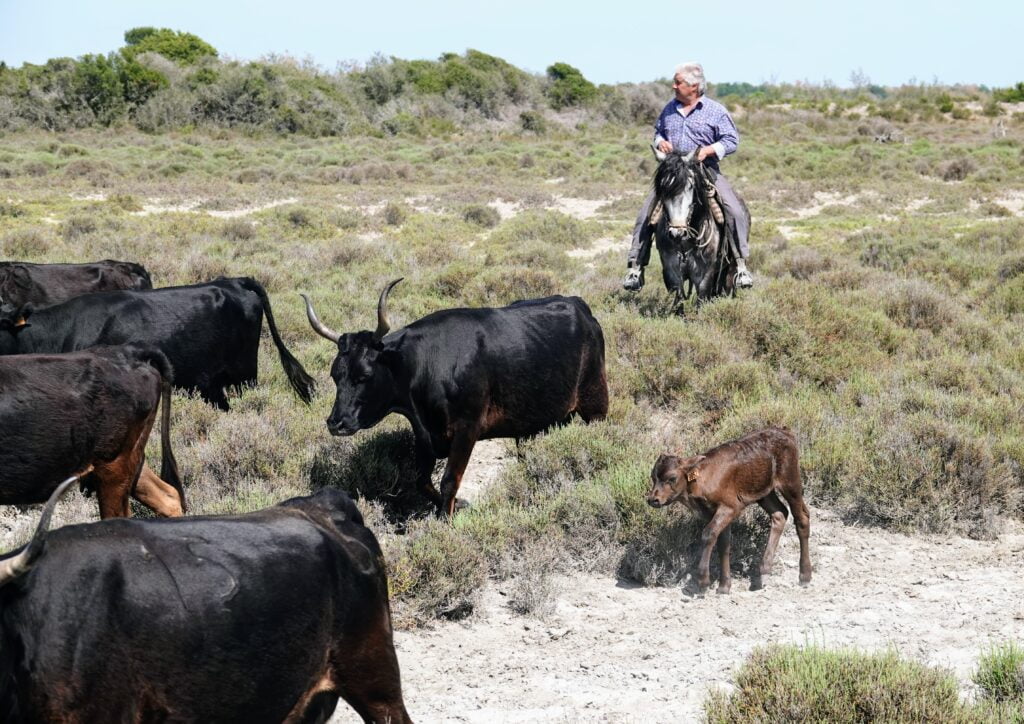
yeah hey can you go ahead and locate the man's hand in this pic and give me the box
[696,145,716,162]
[657,140,673,154]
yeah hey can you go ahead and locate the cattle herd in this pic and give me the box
[0,259,812,722]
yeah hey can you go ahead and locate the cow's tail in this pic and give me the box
[132,346,187,513]
[0,476,77,587]
[239,277,316,404]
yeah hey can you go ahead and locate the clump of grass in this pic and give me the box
[382,202,408,226]
[939,156,977,181]
[501,535,563,618]
[488,209,587,249]
[107,193,142,212]
[466,267,560,305]
[22,161,49,177]
[61,215,98,241]
[975,642,1024,703]
[222,218,257,241]
[235,166,275,183]
[1,228,50,257]
[704,645,970,723]
[386,517,488,626]
[0,202,27,217]
[882,278,957,333]
[62,158,114,184]
[285,206,315,228]
[461,203,501,228]
[190,411,294,492]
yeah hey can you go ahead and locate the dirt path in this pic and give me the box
[332,508,1024,723]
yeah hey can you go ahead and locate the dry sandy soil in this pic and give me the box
[331,448,1024,724]
[3,447,1021,724]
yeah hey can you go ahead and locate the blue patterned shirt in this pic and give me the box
[653,96,739,170]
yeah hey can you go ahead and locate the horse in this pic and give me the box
[650,149,750,307]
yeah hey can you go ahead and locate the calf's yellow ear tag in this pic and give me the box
[14,317,27,328]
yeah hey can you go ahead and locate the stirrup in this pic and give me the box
[622,267,644,291]
[735,267,754,289]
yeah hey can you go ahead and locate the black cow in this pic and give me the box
[0,276,315,410]
[0,481,412,723]
[0,259,151,307]
[303,279,609,515]
[0,344,184,518]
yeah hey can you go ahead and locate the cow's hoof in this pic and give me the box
[716,584,731,595]
[454,498,471,512]
[799,574,812,586]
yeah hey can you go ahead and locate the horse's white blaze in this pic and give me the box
[664,179,695,231]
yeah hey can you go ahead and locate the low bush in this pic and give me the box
[222,218,256,241]
[704,645,973,723]
[461,203,500,228]
[975,642,1024,703]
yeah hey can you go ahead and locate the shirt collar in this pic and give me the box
[675,98,704,116]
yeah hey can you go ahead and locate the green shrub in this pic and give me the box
[382,201,407,226]
[122,27,218,65]
[940,156,977,181]
[545,62,597,109]
[387,518,488,625]
[519,110,548,134]
[975,642,1024,703]
[222,219,256,241]
[2,228,51,257]
[62,215,98,241]
[0,202,26,218]
[704,645,972,723]
[461,203,501,228]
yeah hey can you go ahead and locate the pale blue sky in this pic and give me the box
[1,0,1021,87]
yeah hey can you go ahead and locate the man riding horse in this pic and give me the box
[622,62,753,291]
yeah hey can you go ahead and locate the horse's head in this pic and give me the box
[653,149,701,239]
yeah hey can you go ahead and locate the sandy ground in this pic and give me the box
[329,460,1024,723]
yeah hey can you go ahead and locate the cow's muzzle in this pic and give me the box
[326,420,357,437]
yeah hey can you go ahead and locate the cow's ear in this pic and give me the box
[13,304,32,329]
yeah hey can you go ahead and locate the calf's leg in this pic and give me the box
[715,526,732,594]
[780,487,812,584]
[696,504,741,592]
[756,491,789,576]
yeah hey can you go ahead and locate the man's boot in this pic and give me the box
[622,265,644,291]
[735,257,754,289]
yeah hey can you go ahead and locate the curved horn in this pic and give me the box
[684,149,696,163]
[651,141,667,163]
[300,293,340,344]
[0,476,78,586]
[374,278,403,341]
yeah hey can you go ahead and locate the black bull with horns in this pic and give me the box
[652,149,750,304]
[302,280,609,516]
[0,480,412,723]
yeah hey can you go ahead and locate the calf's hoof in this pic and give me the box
[716,582,732,595]
[799,572,812,586]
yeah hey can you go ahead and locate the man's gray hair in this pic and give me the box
[674,62,706,96]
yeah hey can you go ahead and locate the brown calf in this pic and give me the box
[647,426,811,593]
